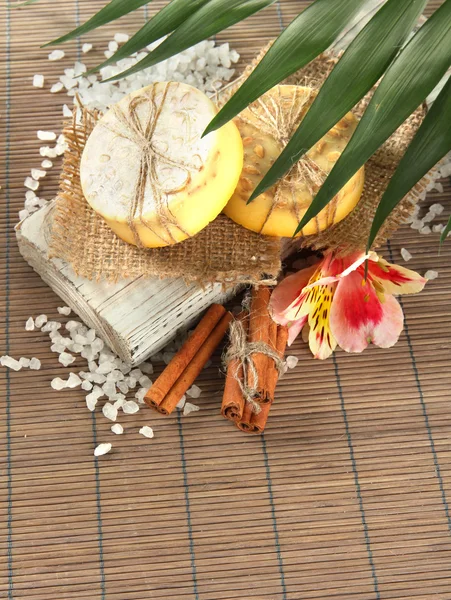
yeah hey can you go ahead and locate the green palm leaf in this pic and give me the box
[441,214,451,245]
[105,0,277,82]
[293,0,451,236]
[369,76,451,249]
[203,0,365,137]
[248,0,427,203]
[14,0,41,7]
[86,0,211,76]
[44,0,152,47]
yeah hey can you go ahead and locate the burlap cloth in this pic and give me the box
[50,44,432,283]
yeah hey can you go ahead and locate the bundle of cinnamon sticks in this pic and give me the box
[221,287,288,434]
[145,304,232,415]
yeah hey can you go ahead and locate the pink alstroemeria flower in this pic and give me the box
[270,251,427,360]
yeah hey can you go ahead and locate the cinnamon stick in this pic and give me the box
[248,286,271,403]
[265,324,288,404]
[221,315,248,422]
[236,401,255,432]
[264,318,278,403]
[145,304,226,409]
[158,311,233,415]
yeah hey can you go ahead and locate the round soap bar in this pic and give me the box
[80,82,243,248]
[224,85,365,237]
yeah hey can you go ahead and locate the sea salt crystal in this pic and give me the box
[122,400,139,414]
[117,381,129,395]
[130,368,143,380]
[401,248,412,262]
[86,395,97,411]
[73,61,86,77]
[107,370,124,383]
[113,396,125,409]
[48,49,65,61]
[56,306,71,316]
[85,329,96,344]
[419,226,432,235]
[66,320,80,331]
[30,169,46,181]
[41,321,61,332]
[37,130,56,141]
[102,380,117,398]
[33,74,44,88]
[114,32,129,43]
[40,146,58,158]
[433,224,445,233]
[1,356,22,371]
[24,177,39,191]
[163,352,175,365]
[25,317,35,331]
[125,376,137,389]
[63,104,73,118]
[25,190,36,201]
[186,384,201,399]
[74,334,88,345]
[139,426,154,439]
[410,219,423,230]
[183,402,200,416]
[19,209,29,221]
[102,402,118,422]
[138,375,152,388]
[50,82,64,93]
[81,380,93,391]
[108,40,119,53]
[135,388,147,403]
[66,372,82,388]
[92,373,107,385]
[82,43,93,53]
[51,343,66,353]
[176,395,186,410]
[51,377,67,390]
[430,203,444,215]
[91,338,104,354]
[97,362,114,375]
[41,159,53,168]
[111,423,123,435]
[286,355,299,369]
[94,443,112,457]
[29,358,41,370]
[35,314,47,328]
[425,270,439,280]
[140,362,154,375]
[59,352,75,367]
[19,357,31,368]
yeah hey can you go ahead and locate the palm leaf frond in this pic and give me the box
[441,214,451,245]
[203,0,366,136]
[369,76,451,249]
[248,0,427,203]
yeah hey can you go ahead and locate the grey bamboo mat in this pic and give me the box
[1,1,451,599]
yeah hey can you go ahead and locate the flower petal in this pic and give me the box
[270,264,318,324]
[302,252,373,292]
[307,283,337,360]
[330,270,404,353]
[369,258,427,295]
[286,316,308,346]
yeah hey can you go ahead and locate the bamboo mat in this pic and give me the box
[1,1,451,599]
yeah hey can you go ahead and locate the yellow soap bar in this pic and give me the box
[224,85,365,237]
[80,82,243,248]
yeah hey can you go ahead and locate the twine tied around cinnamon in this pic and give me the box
[223,318,285,414]
[102,82,203,247]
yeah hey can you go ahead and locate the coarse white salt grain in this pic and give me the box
[94,443,112,457]
[139,426,154,439]
[138,375,152,388]
[29,358,41,370]
[135,388,147,403]
[63,104,73,118]
[420,226,432,235]
[19,209,29,221]
[108,40,119,53]
[126,376,137,389]
[286,355,299,369]
[41,321,62,332]
[33,74,44,88]
[51,377,67,391]
[59,352,75,366]
[140,362,154,375]
[82,43,93,53]
[19,357,31,368]
[114,32,129,43]
[430,203,444,215]
[65,320,80,331]
[48,49,65,61]
[31,168,46,180]
[176,395,186,410]
[122,400,139,414]
[37,130,57,141]
[433,224,445,233]
[425,270,439,280]
[113,397,125,409]
[1,356,22,371]
[41,159,53,168]
[24,177,39,191]
[103,402,118,422]
[130,368,143,380]
[117,381,129,395]
[25,190,36,201]
[35,314,47,328]
[183,402,200,416]
[40,146,58,158]
[57,306,71,316]
[81,380,93,391]
[50,82,64,93]
[102,380,117,397]
[66,372,82,388]
[401,248,412,262]
[25,316,35,331]
[111,423,123,435]
[186,384,201,399]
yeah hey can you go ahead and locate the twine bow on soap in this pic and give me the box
[104,82,202,247]
[223,317,285,414]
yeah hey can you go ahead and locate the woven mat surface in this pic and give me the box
[1,1,451,599]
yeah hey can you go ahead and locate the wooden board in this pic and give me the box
[1,1,451,600]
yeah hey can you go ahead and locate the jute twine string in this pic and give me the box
[223,318,285,414]
[238,86,331,235]
[102,82,202,247]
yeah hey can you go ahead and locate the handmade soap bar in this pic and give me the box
[80,82,243,248]
[224,85,365,237]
